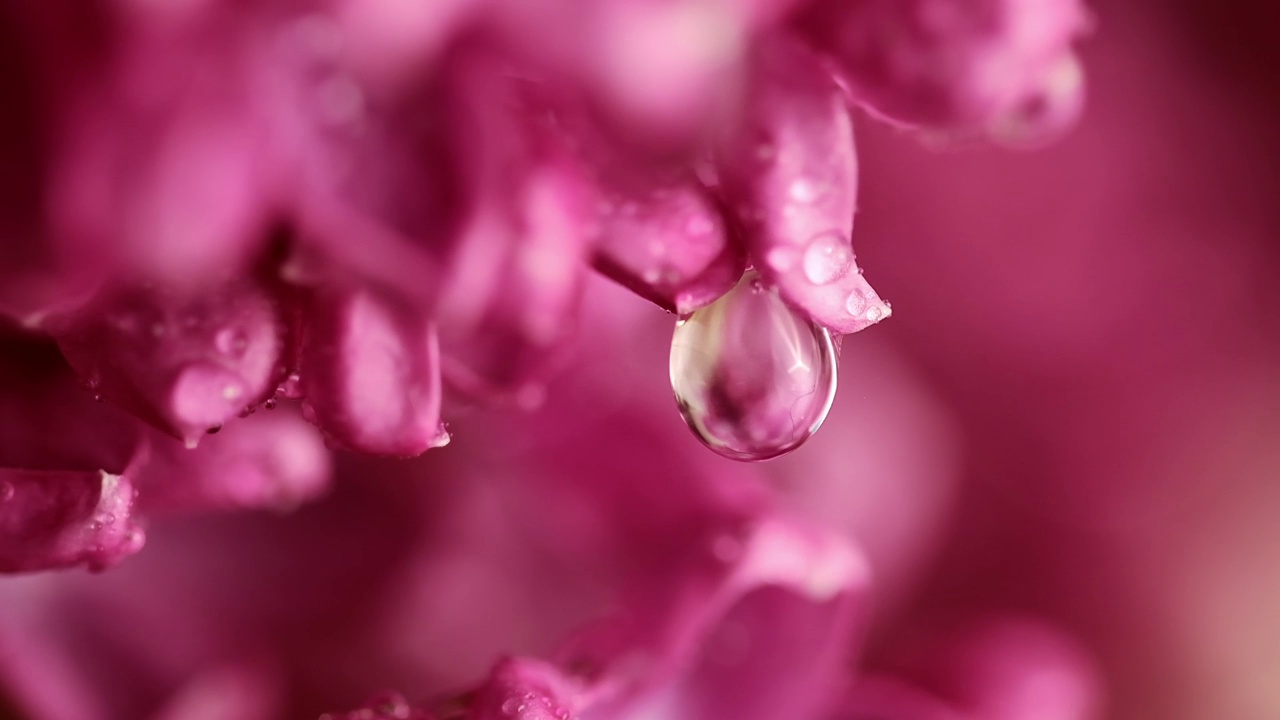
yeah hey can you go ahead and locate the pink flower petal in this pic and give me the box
[0,466,145,573]
[323,692,435,720]
[435,71,596,402]
[717,37,890,334]
[834,676,962,720]
[51,281,284,445]
[898,618,1104,720]
[151,658,283,720]
[299,288,448,456]
[49,15,276,286]
[592,170,745,316]
[848,618,1103,720]
[798,0,1090,144]
[563,516,869,720]
[486,0,748,148]
[138,410,332,514]
[466,657,581,720]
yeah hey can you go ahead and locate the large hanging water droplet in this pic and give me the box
[670,272,838,461]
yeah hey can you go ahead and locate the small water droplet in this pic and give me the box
[845,291,867,317]
[0,481,14,502]
[501,698,522,716]
[764,247,796,272]
[789,178,818,203]
[802,232,853,285]
[264,398,278,410]
[207,425,223,435]
[214,327,249,357]
[670,272,837,461]
[866,305,886,322]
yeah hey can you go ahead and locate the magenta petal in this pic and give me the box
[564,517,869,720]
[152,659,283,720]
[799,0,1089,143]
[592,172,745,315]
[299,288,448,456]
[138,410,332,514]
[894,618,1104,720]
[50,20,275,286]
[51,281,283,445]
[834,676,962,720]
[323,692,434,720]
[466,657,581,720]
[436,79,596,401]
[0,466,144,573]
[717,37,890,335]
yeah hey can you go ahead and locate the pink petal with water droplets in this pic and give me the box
[593,172,744,315]
[138,410,332,514]
[799,0,1089,145]
[51,281,283,445]
[717,37,890,335]
[0,467,145,574]
[299,288,447,456]
[465,657,581,720]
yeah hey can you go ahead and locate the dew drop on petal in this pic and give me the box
[845,290,867,317]
[670,271,838,461]
[214,327,249,357]
[802,231,854,285]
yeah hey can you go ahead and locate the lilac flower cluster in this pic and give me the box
[0,0,1094,718]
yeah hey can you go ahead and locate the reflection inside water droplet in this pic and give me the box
[670,272,838,461]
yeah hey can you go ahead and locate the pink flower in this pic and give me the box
[15,1,1275,720]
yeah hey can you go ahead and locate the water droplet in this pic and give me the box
[264,398,278,410]
[789,178,818,203]
[0,481,14,502]
[501,698,522,716]
[214,327,249,357]
[670,272,837,461]
[845,291,867,317]
[866,305,887,322]
[802,232,853,285]
[207,425,223,435]
[765,247,798,272]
